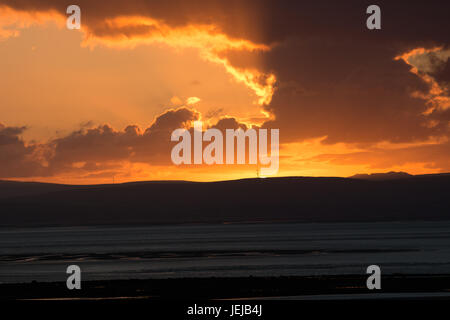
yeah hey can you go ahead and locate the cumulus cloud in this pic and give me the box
[211,117,248,131]
[0,123,47,177]
[0,107,256,179]
[47,107,200,175]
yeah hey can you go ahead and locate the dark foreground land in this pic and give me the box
[1,173,450,227]
[4,278,450,319]
[2,275,450,301]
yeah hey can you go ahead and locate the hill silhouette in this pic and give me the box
[1,173,449,227]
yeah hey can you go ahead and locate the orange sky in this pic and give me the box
[0,2,449,184]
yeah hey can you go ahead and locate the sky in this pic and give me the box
[0,0,449,184]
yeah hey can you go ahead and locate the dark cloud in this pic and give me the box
[211,117,248,131]
[48,107,200,174]
[261,37,448,144]
[434,59,450,85]
[0,108,258,178]
[4,1,449,45]
[257,18,449,145]
[0,123,46,178]
[1,0,269,43]
[48,124,137,174]
[131,107,200,163]
[0,108,196,179]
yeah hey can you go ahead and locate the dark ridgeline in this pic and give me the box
[0,173,449,227]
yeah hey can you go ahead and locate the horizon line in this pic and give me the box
[1,171,449,187]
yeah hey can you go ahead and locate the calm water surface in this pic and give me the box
[1,221,450,283]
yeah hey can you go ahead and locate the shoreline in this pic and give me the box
[3,218,450,230]
[2,274,450,301]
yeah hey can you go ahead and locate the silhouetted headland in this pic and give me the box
[1,173,449,227]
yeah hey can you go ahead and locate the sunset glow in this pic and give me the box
[0,2,449,184]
